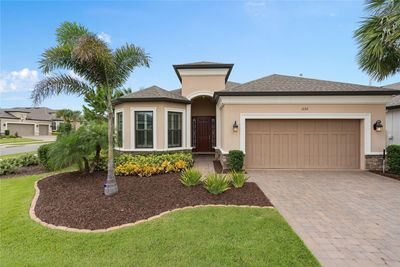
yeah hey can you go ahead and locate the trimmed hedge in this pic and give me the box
[38,144,53,170]
[228,150,245,171]
[115,152,193,177]
[387,145,400,174]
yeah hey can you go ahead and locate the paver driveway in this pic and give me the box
[250,170,400,267]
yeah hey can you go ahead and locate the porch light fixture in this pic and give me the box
[233,121,239,132]
[373,120,383,132]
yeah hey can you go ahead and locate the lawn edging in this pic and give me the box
[30,179,274,233]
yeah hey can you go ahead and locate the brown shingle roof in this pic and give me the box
[383,83,400,109]
[0,107,62,121]
[214,74,400,97]
[115,86,190,104]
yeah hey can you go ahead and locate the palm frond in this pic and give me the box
[354,12,400,81]
[56,21,90,47]
[111,44,150,87]
[32,74,93,105]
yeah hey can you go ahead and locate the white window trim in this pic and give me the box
[239,113,374,155]
[131,107,157,151]
[114,108,124,149]
[186,91,214,100]
[164,107,186,150]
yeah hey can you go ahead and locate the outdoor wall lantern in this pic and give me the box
[373,120,383,132]
[233,121,239,132]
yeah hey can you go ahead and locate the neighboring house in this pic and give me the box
[384,82,400,145]
[113,61,400,171]
[0,107,63,136]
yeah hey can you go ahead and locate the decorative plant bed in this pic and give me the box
[370,170,400,181]
[1,165,47,179]
[34,171,272,230]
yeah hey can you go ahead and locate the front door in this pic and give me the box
[192,116,215,152]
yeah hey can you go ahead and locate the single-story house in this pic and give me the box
[0,107,63,136]
[113,61,400,171]
[385,82,400,146]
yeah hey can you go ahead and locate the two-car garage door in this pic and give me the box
[245,119,360,169]
[7,123,35,136]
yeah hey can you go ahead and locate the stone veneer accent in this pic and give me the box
[215,149,230,171]
[365,155,384,171]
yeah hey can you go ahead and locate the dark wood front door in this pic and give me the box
[192,116,215,152]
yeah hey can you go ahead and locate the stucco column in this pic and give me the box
[186,104,191,148]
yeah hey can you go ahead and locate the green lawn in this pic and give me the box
[0,172,320,267]
[0,138,51,145]
[0,151,36,159]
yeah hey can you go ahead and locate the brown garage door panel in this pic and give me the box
[39,125,49,135]
[7,123,35,136]
[246,119,360,169]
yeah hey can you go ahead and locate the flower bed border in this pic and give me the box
[30,179,273,233]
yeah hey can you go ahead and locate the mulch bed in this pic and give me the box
[35,171,272,230]
[1,165,47,179]
[370,170,400,181]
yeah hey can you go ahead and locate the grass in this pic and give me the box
[0,172,320,267]
[0,138,52,145]
[0,151,36,159]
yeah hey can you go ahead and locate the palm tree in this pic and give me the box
[32,22,150,196]
[354,0,400,81]
[56,109,74,123]
[71,110,83,130]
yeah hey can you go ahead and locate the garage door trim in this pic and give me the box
[239,113,372,154]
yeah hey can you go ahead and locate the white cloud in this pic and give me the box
[97,32,111,43]
[245,0,267,17]
[0,68,39,92]
[68,70,85,81]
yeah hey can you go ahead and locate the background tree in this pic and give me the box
[83,87,132,122]
[32,21,150,196]
[354,0,400,81]
[56,109,74,123]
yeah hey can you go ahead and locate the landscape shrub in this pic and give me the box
[0,159,19,175]
[387,145,400,174]
[4,129,10,136]
[48,122,108,172]
[115,152,193,177]
[229,171,248,188]
[180,169,202,186]
[228,150,245,171]
[38,144,53,170]
[203,173,231,195]
[0,154,40,175]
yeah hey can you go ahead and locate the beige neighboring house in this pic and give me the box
[0,107,63,136]
[385,82,400,145]
[113,61,400,171]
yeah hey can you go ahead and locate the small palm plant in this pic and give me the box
[229,171,248,188]
[32,21,150,196]
[203,173,230,195]
[180,169,202,187]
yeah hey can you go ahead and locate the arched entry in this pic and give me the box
[190,95,216,153]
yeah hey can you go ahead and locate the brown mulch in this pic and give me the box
[1,165,47,179]
[34,171,272,230]
[370,170,400,181]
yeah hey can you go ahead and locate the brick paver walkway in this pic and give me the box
[250,170,400,267]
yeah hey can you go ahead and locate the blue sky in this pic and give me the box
[1,0,398,111]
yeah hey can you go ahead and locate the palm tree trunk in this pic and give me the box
[104,90,118,196]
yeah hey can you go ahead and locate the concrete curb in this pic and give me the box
[30,180,274,233]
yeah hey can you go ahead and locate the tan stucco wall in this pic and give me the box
[220,104,387,155]
[0,118,51,136]
[115,102,187,150]
[191,96,216,116]
[181,75,226,98]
